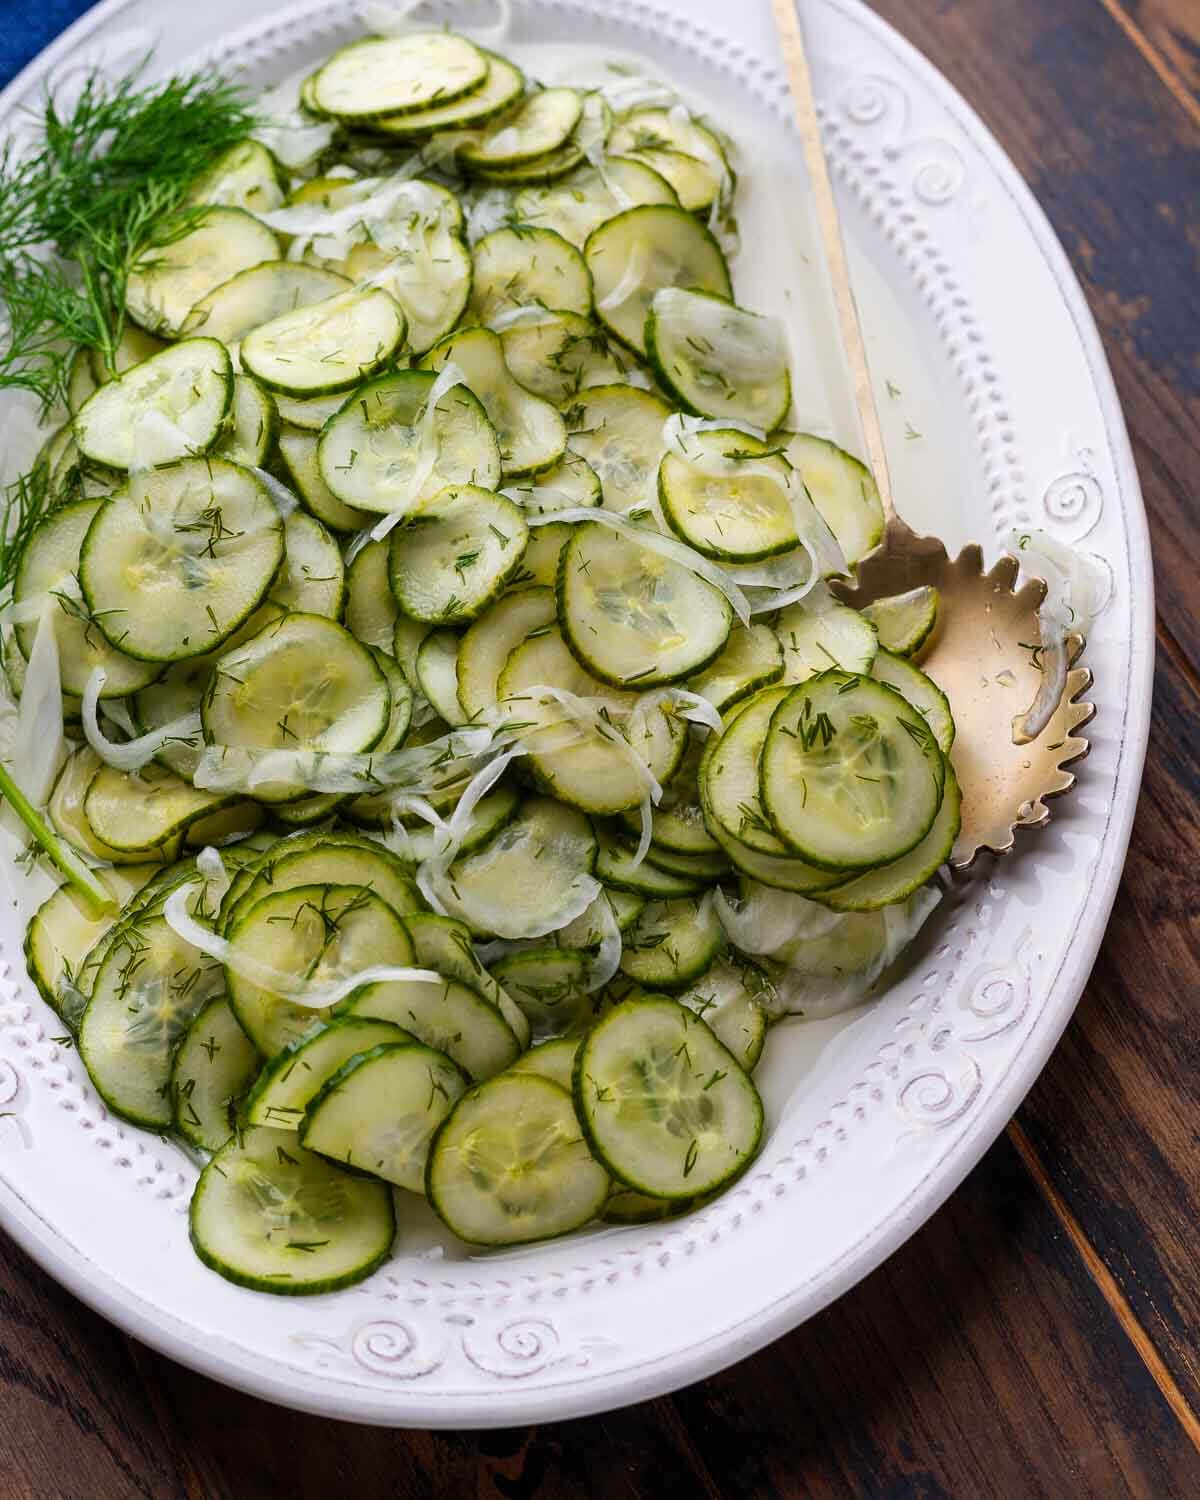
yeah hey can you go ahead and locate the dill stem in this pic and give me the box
[0,759,115,915]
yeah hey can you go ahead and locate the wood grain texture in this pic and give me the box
[1105,0,1200,110]
[0,0,1197,1494]
[870,0,1200,676]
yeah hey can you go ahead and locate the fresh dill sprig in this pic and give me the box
[0,64,257,410]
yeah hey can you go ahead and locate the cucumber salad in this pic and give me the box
[0,19,959,1294]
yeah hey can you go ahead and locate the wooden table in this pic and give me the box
[1,0,1197,1493]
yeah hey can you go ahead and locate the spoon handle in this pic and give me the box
[768,0,898,530]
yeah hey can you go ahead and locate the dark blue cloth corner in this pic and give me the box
[1,1,101,90]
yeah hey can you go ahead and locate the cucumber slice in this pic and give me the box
[313,33,488,121]
[777,593,878,683]
[219,829,368,927]
[184,261,350,345]
[420,327,566,478]
[189,1126,395,1294]
[14,500,162,697]
[171,996,261,1151]
[79,913,224,1127]
[201,613,391,803]
[600,1186,695,1226]
[687,622,783,713]
[226,884,415,1054]
[519,518,572,586]
[432,796,598,940]
[79,458,285,663]
[498,625,684,814]
[49,748,181,866]
[132,616,275,781]
[301,1041,468,1191]
[498,311,637,405]
[25,866,155,1024]
[216,374,279,468]
[704,816,844,894]
[861,586,940,658]
[387,622,428,695]
[702,685,797,855]
[606,108,730,214]
[643,844,729,881]
[228,839,421,933]
[503,450,602,513]
[647,289,791,432]
[267,510,345,618]
[188,139,286,215]
[126,207,279,338]
[345,539,401,649]
[510,1037,579,1091]
[618,896,726,989]
[515,157,679,250]
[273,388,350,432]
[84,761,238,852]
[469,226,592,325]
[467,140,585,187]
[586,204,731,356]
[674,956,770,1071]
[245,1016,413,1129]
[870,647,955,753]
[456,585,556,719]
[562,384,672,515]
[185,800,265,847]
[594,828,709,898]
[559,521,732,687]
[339,975,521,1082]
[574,995,761,1198]
[242,287,406,398]
[783,433,884,569]
[319,370,501,517]
[818,766,960,912]
[761,672,946,870]
[426,1074,609,1245]
[461,89,583,170]
[658,429,798,561]
[490,948,594,1040]
[373,52,524,135]
[74,338,233,470]
[404,912,532,1051]
[388,484,528,624]
[415,631,467,725]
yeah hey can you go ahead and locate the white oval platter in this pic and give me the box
[0,0,1152,1427]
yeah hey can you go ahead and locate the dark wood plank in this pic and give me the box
[0,1231,189,1500]
[870,0,1200,675]
[871,0,1200,1440]
[28,1133,1182,1500]
[1113,0,1200,107]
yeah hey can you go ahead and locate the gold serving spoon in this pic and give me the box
[769,0,1094,868]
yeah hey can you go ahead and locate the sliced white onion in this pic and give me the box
[194,722,494,796]
[1010,527,1111,742]
[12,600,63,805]
[251,466,300,518]
[525,507,751,625]
[163,882,442,1010]
[582,892,623,992]
[595,237,649,313]
[488,305,562,333]
[714,880,839,957]
[82,668,202,773]
[368,360,469,542]
[415,743,526,914]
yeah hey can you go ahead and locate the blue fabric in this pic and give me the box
[1,1,100,90]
